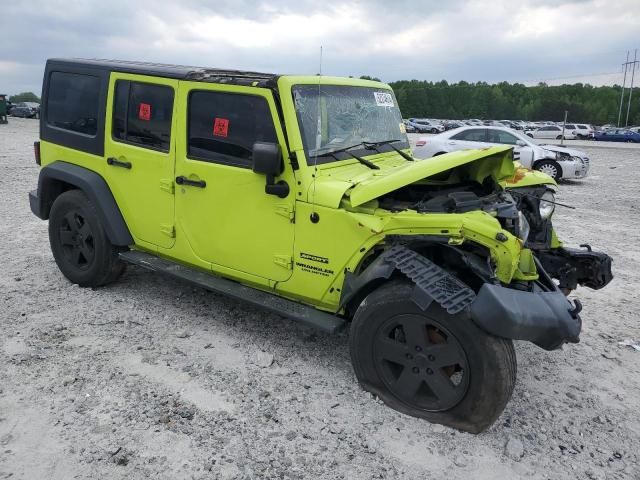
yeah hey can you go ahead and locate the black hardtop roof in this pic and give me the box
[47,58,279,87]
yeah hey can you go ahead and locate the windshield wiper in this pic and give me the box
[313,142,366,157]
[324,149,379,170]
[364,139,414,162]
[314,142,379,169]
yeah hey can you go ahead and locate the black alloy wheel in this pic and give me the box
[373,314,469,412]
[58,210,96,270]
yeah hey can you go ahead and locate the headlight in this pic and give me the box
[539,191,555,219]
[517,211,530,242]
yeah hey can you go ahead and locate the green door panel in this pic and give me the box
[103,73,178,250]
[174,81,295,282]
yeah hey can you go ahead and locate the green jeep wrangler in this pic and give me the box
[30,59,612,433]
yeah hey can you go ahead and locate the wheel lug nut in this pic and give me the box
[412,367,419,374]
[405,353,413,360]
[426,368,433,375]
[428,355,435,361]
[415,346,422,352]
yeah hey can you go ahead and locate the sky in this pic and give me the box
[1,0,638,95]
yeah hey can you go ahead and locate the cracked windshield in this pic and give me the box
[293,84,408,164]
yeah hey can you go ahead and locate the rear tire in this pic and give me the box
[349,281,516,433]
[49,190,126,287]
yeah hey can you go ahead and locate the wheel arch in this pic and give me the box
[340,242,483,318]
[30,161,133,246]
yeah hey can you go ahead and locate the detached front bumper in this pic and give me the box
[470,283,582,350]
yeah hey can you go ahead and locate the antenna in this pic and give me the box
[310,46,322,224]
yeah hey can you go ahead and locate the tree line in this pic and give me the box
[387,80,639,125]
[9,80,640,126]
[8,92,41,103]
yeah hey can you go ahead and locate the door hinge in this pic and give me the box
[160,179,175,194]
[275,204,295,222]
[273,254,293,270]
[160,224,175,238]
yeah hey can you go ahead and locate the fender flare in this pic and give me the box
[29,161,133,246]
[339,245,476,316]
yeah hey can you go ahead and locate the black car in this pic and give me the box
[11,102,40,119]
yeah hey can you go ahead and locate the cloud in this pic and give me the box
[0,0,637,94]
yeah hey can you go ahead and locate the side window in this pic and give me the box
[112,80,174,152]
[47,72,100,135]
[452,129,485,142]
[488,130,518,145]
[188,90,278,168]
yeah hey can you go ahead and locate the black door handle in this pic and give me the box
[176,176,206,188]
[107,157,132,169]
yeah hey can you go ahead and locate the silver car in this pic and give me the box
[413,126,589,181]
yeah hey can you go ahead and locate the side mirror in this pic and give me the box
[252,142,289,198]
[516,140,527,147]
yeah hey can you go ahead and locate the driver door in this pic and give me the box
[174,82,296,282]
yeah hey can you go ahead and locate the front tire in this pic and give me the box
[430,128,438,134]
[535,160,562,180]
[49,190,126,287]
[349,281,516,433]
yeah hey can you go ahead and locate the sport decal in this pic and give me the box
[213,117,230,137]
[373,92,394,107]
[138,103,151,121]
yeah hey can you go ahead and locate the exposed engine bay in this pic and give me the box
[377,180,530,242]
[377,179,613,293]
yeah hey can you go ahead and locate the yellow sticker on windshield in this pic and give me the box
[399,122,406,134]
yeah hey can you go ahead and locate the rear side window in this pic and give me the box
[112,80,174,152]
[47,72,100,135]
[188,91,277,168]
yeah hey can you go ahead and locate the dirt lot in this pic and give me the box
[1,118,639,479]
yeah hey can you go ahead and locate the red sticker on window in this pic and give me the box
[138,103,151,121]
[213,117,229,137]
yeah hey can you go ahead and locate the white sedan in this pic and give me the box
[526,125,577,140]
[413,126,590,181]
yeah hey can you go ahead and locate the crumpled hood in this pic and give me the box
[539,144,586,158]
[311,146,515,208]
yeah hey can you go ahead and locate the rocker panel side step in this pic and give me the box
[119,250,346,334]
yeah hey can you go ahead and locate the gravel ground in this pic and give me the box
[1,118,639,479]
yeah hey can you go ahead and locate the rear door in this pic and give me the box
[104,74,178,249]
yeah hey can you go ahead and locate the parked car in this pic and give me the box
[594,129,640,143]
[526,125,577,140]
[10,101,40,118]
[402,119,416,133]
[406,118,445,133]
[413,126,590,181]
[443,120,464,130]
[574,124,594,139]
